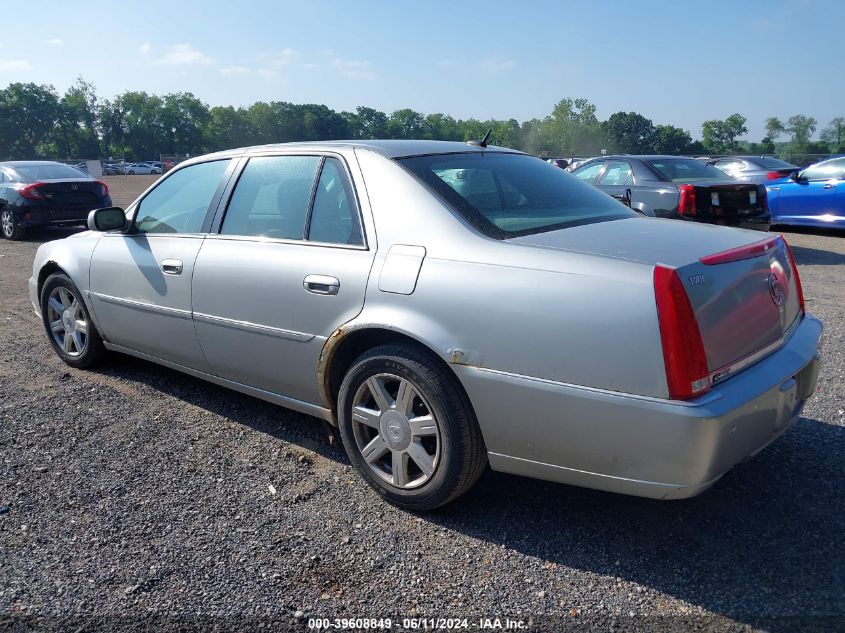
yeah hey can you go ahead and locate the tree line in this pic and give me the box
[1,78,842,161]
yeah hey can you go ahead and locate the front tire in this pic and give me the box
[337,344,486,510]
[40,273,106,368]
[1,209,25,240]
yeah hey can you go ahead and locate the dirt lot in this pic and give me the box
[0,195,843,631]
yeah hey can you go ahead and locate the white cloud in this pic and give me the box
[480,56,516,74]
[259,48,300,67]
[220,66,251,75]
[152,43,215,66]
[0,58,30,71]
[332,58,376,81]
[139,42,151,56]
[44,38,64,46]
[220,65,278,80]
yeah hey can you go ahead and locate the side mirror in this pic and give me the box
[88,207,126,232]
[623,188,632,207]
[790,170,804,182]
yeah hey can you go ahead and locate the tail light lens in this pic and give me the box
[653,265,710,400]
[18,182,46,200]
[97,180,110,197]
[678,184,696,216]
[766,171,782,180]
[782,237,805,317]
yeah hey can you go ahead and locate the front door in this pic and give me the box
[191,154,375,405]
[89,158,233,370]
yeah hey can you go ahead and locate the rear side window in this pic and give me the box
[136,159,231,234]
[221,156,321,239]
[400,153,637,239]
[598,161,632,185]
[308,158,363,245]
[756,157,796,169]
[801,158,845,181]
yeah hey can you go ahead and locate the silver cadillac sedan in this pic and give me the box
[29,140,823,510]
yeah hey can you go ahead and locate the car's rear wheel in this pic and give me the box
[337,344,486,510]
[1,209,25,240]
[40,273,106,368]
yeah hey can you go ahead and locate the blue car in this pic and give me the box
[767,157,845,229]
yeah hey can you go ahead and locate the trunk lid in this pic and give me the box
[511,218,802,382]
[689,182,768,220]
[34,178,107,208]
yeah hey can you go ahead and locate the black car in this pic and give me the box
[570,155,770,230]
[0,161,112,240]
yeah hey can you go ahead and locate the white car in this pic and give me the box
[125,163,161,175]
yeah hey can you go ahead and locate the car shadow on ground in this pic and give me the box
[787,244,845,266]
[91,354,844,632]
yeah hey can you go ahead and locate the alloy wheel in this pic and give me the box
[1,211,13,238]
[351,373,441,489]
[46,286,88,357]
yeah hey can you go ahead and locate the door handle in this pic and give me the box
[822,183,836,189]
[160,259,183,275]
[303,274,340,295]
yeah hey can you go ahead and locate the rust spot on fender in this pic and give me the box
[317,326,346,425]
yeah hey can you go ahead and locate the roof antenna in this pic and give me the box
[467,128,492,148]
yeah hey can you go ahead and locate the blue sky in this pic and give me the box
[0,0,841,140]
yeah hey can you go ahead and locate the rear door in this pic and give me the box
[191,153,375,405]
[595,160,634,204]
[89,158,234,370]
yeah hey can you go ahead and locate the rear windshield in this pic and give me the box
[755,157,797,169]
[11,163,86,180]
[646,159,728,182]
[398,152,637,239]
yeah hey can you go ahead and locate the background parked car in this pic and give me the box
[709,156,798,183]
[545,157,570,169]
[571,155,770,229]
[766,156,845,229]
[102,163,125,175]
[0,161,111,240]
[125,163,161,175]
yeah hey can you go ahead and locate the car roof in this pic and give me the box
[204,139,524,161]
[0,160,67,167]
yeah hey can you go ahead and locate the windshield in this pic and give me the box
[11,163,87,180]
[646,158,728,182]
[398,152,637,239]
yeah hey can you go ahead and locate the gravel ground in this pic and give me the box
[0,208,843,632]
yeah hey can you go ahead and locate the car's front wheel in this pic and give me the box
[1,209,25,240]
[337,344,487,510]
[40,273,106,368]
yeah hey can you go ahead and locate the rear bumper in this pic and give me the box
[456,315,822,499]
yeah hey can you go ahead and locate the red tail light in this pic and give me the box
[678,184,696,216]
[97,180,110,197]
[766,171,783,180]
[782,237,805,317]
[18,182,46,200]
[653,265,710,400]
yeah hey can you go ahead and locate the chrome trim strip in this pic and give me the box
[203,233,368,251]
[192,312,315,342]
[90,292,192,320]
[102,342,334,424]
[471,366,722,407]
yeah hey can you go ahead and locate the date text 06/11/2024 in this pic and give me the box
[307,617,528,630]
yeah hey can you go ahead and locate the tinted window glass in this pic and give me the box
[646,158,728,182]
[801,158,845,181]
[12,163,86,180]
[136,159,230,234]
[399,153,637,239]
[308,158,363,245]
[756,157,796,169]
[572,161,604,182]
[599,161,632,185]
[221,156,320,239]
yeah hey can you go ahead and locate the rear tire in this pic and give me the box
[1,209,25,240]
[40,273,107,368]
[337,343,487,511]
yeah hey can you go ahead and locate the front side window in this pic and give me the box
[801,158,845,181]
[598,161,632,186]
[399,152,637,239]
[308,158,363,245]
[572,161,604,182]
[221,156,321,239]
[135,159,231,234]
